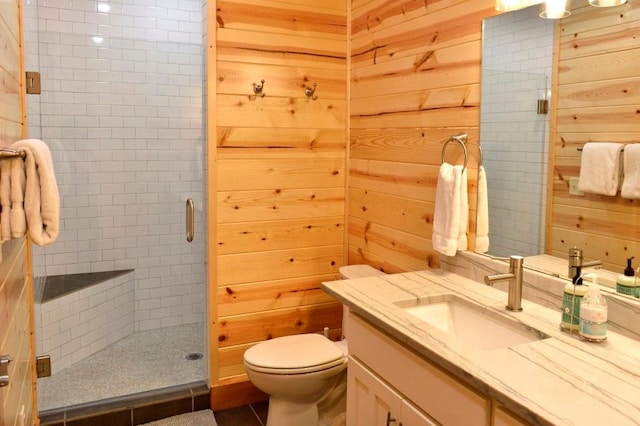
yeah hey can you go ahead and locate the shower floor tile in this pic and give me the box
[38,323,205,412]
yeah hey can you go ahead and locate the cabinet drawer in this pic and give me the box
[349,313,490,426]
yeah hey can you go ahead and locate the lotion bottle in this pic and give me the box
[579,281,607,342]
[616,257,637,297]
[561,273,591,332]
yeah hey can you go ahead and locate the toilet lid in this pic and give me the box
[244,334,345,372]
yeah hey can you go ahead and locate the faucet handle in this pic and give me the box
[509,255,524,272]
[569,247,583,264]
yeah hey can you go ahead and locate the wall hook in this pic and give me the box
[253,79,266,97]
[305,83,318,100]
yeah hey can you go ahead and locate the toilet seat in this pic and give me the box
[244,334,346,375]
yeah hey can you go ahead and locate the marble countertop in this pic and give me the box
[322,269,640,425]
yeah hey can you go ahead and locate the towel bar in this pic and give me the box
[0,148,26,159]
[578,146,625,152]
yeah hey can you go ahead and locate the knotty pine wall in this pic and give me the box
[210,0,506,393]
[549,0,640,272]
[0,1,37,425]
[213,0,348,386]
[348,0,495,272]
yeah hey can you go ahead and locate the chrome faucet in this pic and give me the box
[568,247,601,284]
[484,255,524,312]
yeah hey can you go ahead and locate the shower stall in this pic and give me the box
[23,0,208,412]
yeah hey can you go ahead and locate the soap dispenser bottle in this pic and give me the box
[616,257,637,297]
[579,282,607,342]
[561,273,591,332]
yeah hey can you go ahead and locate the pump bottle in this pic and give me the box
[616,257,637,297]
[579,281,607,342]
[561,273,592,332]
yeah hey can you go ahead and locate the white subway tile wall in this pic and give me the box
[34,272,135,375]
[24,0,205,334]
[480,7,553,257]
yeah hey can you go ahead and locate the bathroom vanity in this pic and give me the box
[322,269,640,425]
[347,312,494,426]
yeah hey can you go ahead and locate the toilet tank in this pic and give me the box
[338,265,386,340]
[339,264,385,279]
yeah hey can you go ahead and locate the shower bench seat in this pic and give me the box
[34,269,135,375]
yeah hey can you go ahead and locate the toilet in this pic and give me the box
[243,264,385,426]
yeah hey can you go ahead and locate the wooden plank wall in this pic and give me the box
[213,0,348,385]
[0,1,36,426]
[0,241,32,426]
[550,0,640,271]
[348,0,496,272]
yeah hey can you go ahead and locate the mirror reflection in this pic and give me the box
[478,0,640,298]
[480,6,553,258]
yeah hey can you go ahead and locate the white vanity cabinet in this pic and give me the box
[347,313,491,426]
[348,357,436,425]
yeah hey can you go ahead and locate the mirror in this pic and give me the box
[478,1,640,296]
[480,6,554,259]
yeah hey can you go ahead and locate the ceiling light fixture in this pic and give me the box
[589,0,627,6]
[496,0,626,19]
[539,0,571,19]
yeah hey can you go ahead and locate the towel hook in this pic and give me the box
[253,79,266,97]
[304,83,318,100]
[441,132,468,171]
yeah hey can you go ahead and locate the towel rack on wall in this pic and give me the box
[577,146,625,152]
[0,148,26,159]
[441,132,468,171]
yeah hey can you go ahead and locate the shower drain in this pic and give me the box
[185,352,203,361]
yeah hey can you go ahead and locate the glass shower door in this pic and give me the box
[23,0,207,411]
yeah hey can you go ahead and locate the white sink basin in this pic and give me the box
[398,294,549,351]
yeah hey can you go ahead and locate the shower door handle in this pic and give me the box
[186,198,194,242]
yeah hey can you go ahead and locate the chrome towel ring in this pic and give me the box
[441,132,468,171]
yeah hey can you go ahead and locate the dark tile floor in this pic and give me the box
[214,401,269,426]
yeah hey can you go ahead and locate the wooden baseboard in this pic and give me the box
[210,378,268,411]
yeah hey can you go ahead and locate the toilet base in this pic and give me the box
[266,397,318,426]
[264,376,347,426]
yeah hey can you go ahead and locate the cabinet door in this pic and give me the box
[347,357,403,426]
[401,400,439,426]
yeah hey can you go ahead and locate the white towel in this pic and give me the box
[10,139,60,246]
[475,165,489,253]
[0,160,12,241]
[433,163,467,257]
[577,142,623,196]
[10,157,27,238]
[621,144,640,199]
[458,168,468,251]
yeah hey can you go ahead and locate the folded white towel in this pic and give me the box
[578,142,623,196]
[0,160,11,241]
[433,163,467,257]
[621,144,640,199]
[10,139,60,246]
[475,165,490,253]
[10,157,27,238]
